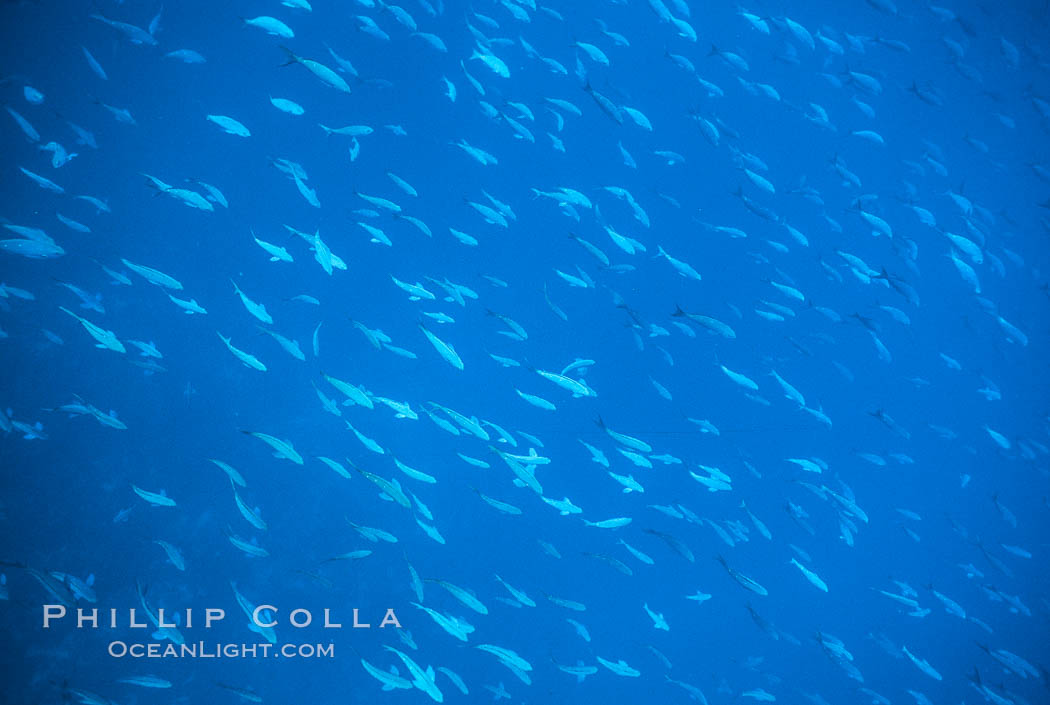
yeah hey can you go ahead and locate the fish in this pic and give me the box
[595,416,652,453]
[251,229,293,262]
[721,364,759,391]
[345,420,384,454]
[584,517,632,529]
[208,459,246,487]
[207,114,251,137]
[902,645,942,681]
[355,467,410,508]
[596,656,640,677]
[59,307,124,353]
[168,295,207,314]
[0,238,64,258]
[19,167,64,193]
[280,46,351,93]
[132,485,175,507]
[241,431,302,464]
[385,645,443,701]
[244,16,294,38]
[231,279,272,323]
[270,96,304,115]
[7,106,40,141]
[120,259,183,289]
[426,578,488,614]
[418,322,464,370]
[91,12,158,45]
[153,541,186,571]
[166,48,207,63]
[790,558,829,592]
[218,333,267,371]
[716,555,767,596]
[116,675,172,688]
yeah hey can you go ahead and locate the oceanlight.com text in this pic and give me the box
[108,641,336,659]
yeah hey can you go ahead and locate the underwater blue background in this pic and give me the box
[0,0,1048,703]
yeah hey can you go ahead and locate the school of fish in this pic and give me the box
[0,0,1048,704]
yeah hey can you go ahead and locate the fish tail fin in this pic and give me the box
[277,45,298,66]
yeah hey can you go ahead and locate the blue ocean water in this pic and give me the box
[0,0,1048,703]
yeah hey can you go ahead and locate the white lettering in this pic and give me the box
[253,605,277,628]
[205,608,225,628]
[42,604,66,628]
[379,609,402,628]
[352,608,370,628]
[77,608,98,628]
[323,608,341,628]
